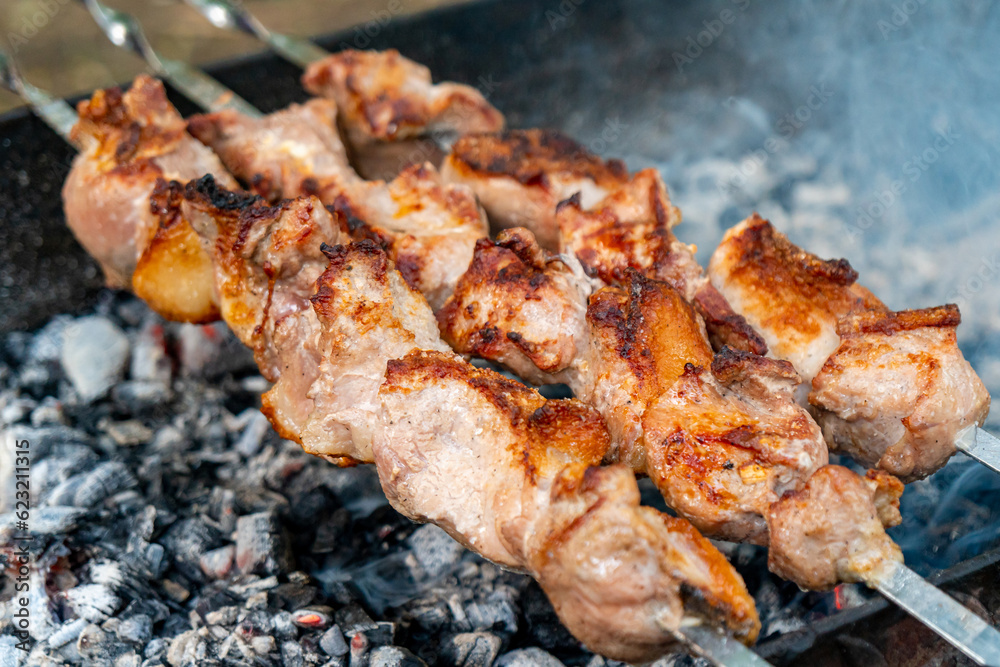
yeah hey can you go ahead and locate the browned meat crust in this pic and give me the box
[302,49,504,179]
[62,76,237,316]
[442,129,629,249]
[377,349,760,658]
[710,214,990,480]
[437,228,594,385]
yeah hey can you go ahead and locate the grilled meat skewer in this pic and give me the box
[155,176,762,662]
[708,215,990,481]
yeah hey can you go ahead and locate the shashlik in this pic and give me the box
[51,48,991,660]
[155,177,762,661]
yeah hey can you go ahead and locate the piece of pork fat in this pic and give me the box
[441,129,629,250]
[178,175,347,443]
[186,101,488,309]
[301,49,505,180]
[62,76,237,309]
[375,350,760,661]
[708,214,990,481]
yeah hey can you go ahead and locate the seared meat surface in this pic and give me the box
[187,99,365,203]
[189,99,487,310]
[302,49,504,179]
[710,215,990,480]
[63,76,237,321]
[438,227,905,588]
[169,185,760,660]
[442,129,628,250]
[378,351,759,661]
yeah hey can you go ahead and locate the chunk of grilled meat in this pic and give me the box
[301,241,452,465]
[442,129,629,250]
[443,132,764,354]
[173,176,346,442]
[332,163,489,310]
[187,98,367,203]
[709,215,990,480]
[302,49,504,180]
[188,102,487,310]
[439,232,905,589]
[379,350,759,660]
[768,466,903,590]
[437,228,596,386]
[63,76,238,321]
[155,188,761,658]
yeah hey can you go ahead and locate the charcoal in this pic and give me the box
[444,632,502,667]
[235,410,271,458]
[115,614,153,645]
[335,604,377,636]
[0,394,36,423]
[495,648,565,667]
[292,606,335,630]
[0,636,24,667]
[236,511,293,576]
[46,618,88,649]
[30,397,66,426]
[60,316,130,403]
[65,584,121,622]
[165,629,206,666]
[281,641,306,667]
[273,611,297,640]
[163,518,223,581]
[321,625,350,657]
[103,420,154,447]
[0,506,87,538]
[129,322,171,384]
[408,524,465,580]
[29,316,71,364]
[368,647,427,667]
[199,545,236,580]
[143,639,167,661]
[249,634,277,655]
[45,461,136,508]
[112,380,171,413]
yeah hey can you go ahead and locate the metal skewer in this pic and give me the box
[675,624,774,667]
[874,562,1000,667]
[77,0,261,118]
[0,48,80,147]
[183,0,327,69]
[956,425,1000,474]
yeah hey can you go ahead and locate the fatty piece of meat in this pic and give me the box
[187,98,367,203]
[375,349,760,661]
[589,275,828,543]
[557,167,766,355]
[437,228,596,385]
[709,214,990,480]
[302,49,504,180]
[442,129,628,250]
[811,306,990,481]
[767,466,903,590]
[62,76,237,320]
[189,102,488,309]
[300,241,453,465]
[334,163,490,310]
[180,176,347,442]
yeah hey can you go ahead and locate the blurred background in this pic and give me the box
[0,0,467,113]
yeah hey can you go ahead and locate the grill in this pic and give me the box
[1,0,999,665]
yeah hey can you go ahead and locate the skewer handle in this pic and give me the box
[874,562,1000,666]
[0,49,80,147]
[676,624,775,667]
[956,425,1000,475]
[78,0,262,118]
[183,0,329,68]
